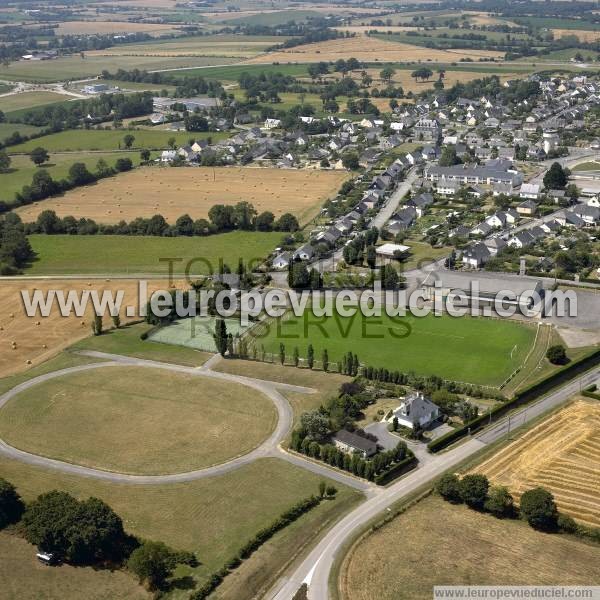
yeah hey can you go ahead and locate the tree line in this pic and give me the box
[26,204,299,238]
[436,472,600,542]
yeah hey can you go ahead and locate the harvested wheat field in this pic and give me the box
[474,399,600,528]
[16,166,347,225]
[0,279,182,378]
[553,29,600,43]
[246,34,503,64]
[53,20,179,36]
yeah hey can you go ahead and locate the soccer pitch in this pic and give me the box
[148,316,251,353]
[250,311,538,387]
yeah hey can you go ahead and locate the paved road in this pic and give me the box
[268,365,600,600]
[371,167,418,230]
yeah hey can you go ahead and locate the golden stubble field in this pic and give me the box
[474,399,600,528]
[16,166,348,225]
[0,279,183,378]
[51,20,180,36]
[552,28,600,43]
[246,34,503,64]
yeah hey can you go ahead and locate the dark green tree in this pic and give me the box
[0,478,25,529]
[307,344,314,369]
[279,342,285,365]
[128,541,174,591]
[459,474,489,509]
[543,162,568,189]
[546,344,568,365]
[213,318,228,356]
[322,349,329,372]
[519,487,558,530]
[484,485,514,518]
[30,147,49,166]
[436,473,462,503]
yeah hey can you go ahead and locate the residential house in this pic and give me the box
[272,251,291,270]
[462,243,491,268]
[293,244,314,261]
[332,430,377,458]
[517,199,538,216]
[389,392,440,430]
[519,183,541,200]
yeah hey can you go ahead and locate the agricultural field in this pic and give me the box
[53,20,181,36]
[474,399,600,528]
[0,91,71,113]
[0,278,182,378]
[340,495,600,600]
[553,29,600,43]
[0,454,362,598]
[9,129,222,153]
[93,34,283,58]
[0,365,277,474]
[252,312,537,387]
[0,532,150,600]
[0,122,42,139]
[0,54,239,83]
[16,165,347,225]
[25,231,282,275]
[245,34,504,64]
[3,151,148,205]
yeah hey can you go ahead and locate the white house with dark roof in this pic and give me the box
[388,392,440,430]
[332,430,377,458]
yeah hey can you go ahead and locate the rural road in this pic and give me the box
[0,351,372,490]
[268,365,600,600]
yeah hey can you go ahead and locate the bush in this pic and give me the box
[484,486,514,518]
[459,474,489,510]
[519,487,558,531]
[128,541,175,591]
[436,473,462,503]
[546,344,568,365]
[557,513,578,534]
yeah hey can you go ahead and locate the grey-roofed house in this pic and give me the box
[517,199,538,216]
[389,392,440,430]
[332,430,377,458]
[462,242,491,268]
[424,165,522,187]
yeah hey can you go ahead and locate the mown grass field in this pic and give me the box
[0,365,277,474]
[253,311,537,386]
[26,232,282,275]
[0,532,150,600]
[16,165,347,224]
[340,495,600,600]
[73,322,212,366]
[0,455,362,598]
[0,91,71,113]
[0,122,42,139]
[2,151,148,205]
[9,128,224,153]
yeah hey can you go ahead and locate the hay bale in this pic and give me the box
[26,360,32,365]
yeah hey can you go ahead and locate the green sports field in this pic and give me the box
[252,311,537,386]
[149,316,251,352]
[26,231,282,275]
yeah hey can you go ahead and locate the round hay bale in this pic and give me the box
[36,321,40,326]
[9,313,14,318]
[26,360,32,365]
[42,344,47,349]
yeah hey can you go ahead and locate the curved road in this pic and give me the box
[269,366,600,600]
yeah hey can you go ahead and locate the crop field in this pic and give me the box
[25,231,282,275]
[93,34,283,58]
[149,316,252,353]
[0,91,71,113]
[474,399,600,528]
[0,454,362,598]
[0,278,183,378]
[16,165,347,224]
[0,532,149,600]
[246,34,504,64]
[53,20,181,36]
[251,311,537,387]
[0,365,277,474]
[9,129,223,153]
[553,28,600,43]
[4,151,147,205]
[340,495,600,600]
[0,54,238,83]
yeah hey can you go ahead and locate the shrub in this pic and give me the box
[520,487,558,531]
[436,473,462,503]
[484,486,514,518]
[128,541,175,591]
[546,344,568,365]
[459,474,489,510]
[557,513,578,534]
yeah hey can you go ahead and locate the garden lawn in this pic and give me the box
[0,365,277,474]
[253,311,537,387]
[25,231,282,275]
[9,128,226,153]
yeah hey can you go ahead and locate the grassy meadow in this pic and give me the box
[26,232,282,275]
